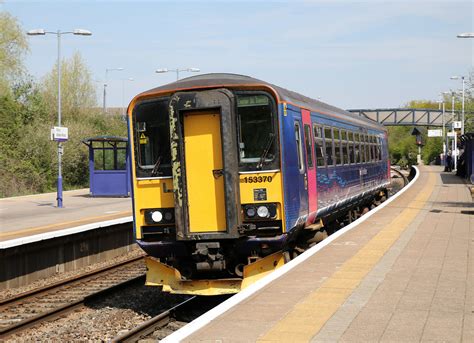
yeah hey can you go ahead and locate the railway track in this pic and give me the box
[0,254,146,340]
[111,296,197,342]
[390,166,409,186]
[111,295,229,342]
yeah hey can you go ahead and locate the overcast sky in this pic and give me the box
[3,0,473,110]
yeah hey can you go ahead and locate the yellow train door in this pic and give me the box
[183,111,226,232]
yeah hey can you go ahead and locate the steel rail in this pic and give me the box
[0,256,146,339]
[0,253,145,307]
[111,296,198,343]
[390,166,409,187]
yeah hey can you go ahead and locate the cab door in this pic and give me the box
[169,89,241,240]
[183,111,226,232]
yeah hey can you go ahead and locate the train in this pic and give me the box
[127,73,390,295]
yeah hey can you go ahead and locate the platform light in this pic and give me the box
[457,32,474,38]
[27,29,46,35]
[155,67,200,81]
[73,29,92,36]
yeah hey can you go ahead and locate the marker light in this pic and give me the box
[257,206,269,218]
[164,212,173,221]
[151,211,163,223]
[246,206,256,217]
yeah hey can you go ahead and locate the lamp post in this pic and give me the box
[103,67,124,113]
[155,67,200,81]
[437,97,446,164]
[121,77,134,116]
[27,28,92,208]
[442,91,457,171]
[449,91,457,171]
[450,76,465,135]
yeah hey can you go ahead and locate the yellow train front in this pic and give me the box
[127,73,390,296]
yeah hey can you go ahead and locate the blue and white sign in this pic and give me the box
[51,126,69,142]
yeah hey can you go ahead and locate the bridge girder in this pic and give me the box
[347,108,466,127]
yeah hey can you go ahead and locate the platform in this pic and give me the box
[165,166,473,342]
[0,189,132,244]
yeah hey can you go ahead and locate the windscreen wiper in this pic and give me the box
[151,156,162,176]
[257,133,275,170]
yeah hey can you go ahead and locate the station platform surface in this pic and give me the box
[0,189,132,243]
[174,166,473,342]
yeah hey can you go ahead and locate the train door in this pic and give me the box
[294,120,309,218]
[302,110,317,215]
[183,111,226,232]
[169,89,241,240]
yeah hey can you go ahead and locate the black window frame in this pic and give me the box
[324,126,334,167]
[132,97,172,178]
[294,121,305,173]
[235,91,280,172]
[313,124,326,167]
[303,123,314,169]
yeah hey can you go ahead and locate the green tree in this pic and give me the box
[0,12,28,95]
[387,126,418,166]
[41,52,97,121]
[0,12,127,197]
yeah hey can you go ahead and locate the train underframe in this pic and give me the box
[139,187,388,295]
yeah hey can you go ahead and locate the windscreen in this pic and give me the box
[237,93,279,171]
[132,98,171,178]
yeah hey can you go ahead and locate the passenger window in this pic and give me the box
[354,133,360,164]
[324,127,334,166]
[341,130,349,165]
[366,134,371,162]
[294,122,304,173]
[313,125,325,167]
[376,137,382,161]
[371,136,376,162]
[368,135,372,162]
[334,129,342,165]
[303,124,314,169]
[347,131,354,164]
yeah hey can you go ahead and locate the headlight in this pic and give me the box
[257,206,269,218]
[151,210,163,223]
[144,208,174,225]
[246,206,256,217]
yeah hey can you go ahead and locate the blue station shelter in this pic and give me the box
[82,136,131,197]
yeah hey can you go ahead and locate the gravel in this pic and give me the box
[6,282,191,342]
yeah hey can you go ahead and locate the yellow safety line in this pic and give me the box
[0,211,132,240]
[258,171,436,342]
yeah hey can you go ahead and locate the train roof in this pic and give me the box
[135,73,385,131]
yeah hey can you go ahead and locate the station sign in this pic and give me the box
[447,132,456,137]
[452,121,462,129]
[51,126,69,142]
[427,129,442,137]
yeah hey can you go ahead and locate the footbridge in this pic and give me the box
[347,108,464,127]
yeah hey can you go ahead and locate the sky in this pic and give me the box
[2,0,473,110]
